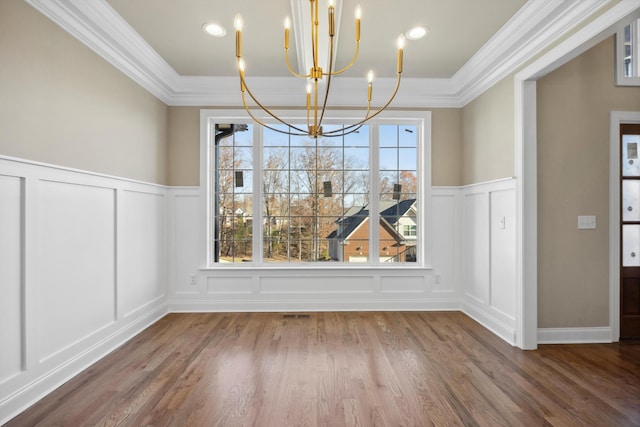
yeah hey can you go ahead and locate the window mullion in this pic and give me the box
[253,125,263,264]
[370,121,380,266]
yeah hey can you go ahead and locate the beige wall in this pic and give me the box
[0,0,169,184]
[431,109,463,186]
[537,36,640,328]
[461,77,515,185]
[167,107,464,187]
[168,106,201,186]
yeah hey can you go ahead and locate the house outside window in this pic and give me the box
[204,110,430,267]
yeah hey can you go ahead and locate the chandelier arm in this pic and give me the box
[326,42,360,76]
[241,92,309,136]
[317,33,336,130]
[322,71,402,135]
[321,106,370,137]
[318,122,367,138]
[240,73,308,134]
[285,48,310,78]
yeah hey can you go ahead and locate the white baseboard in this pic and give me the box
[462,302,516,345]
[169,299,462,313]
[537,327,613,344]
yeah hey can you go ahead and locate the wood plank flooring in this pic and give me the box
[6,312,640,426]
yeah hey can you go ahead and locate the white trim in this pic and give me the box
[198,108,431,270]
[0,155,166,189]
[537,327,612,344]
[169,299,461,313]
[24,0,179,104]
[515,1,640,350]
[454,0,611,106]
[463,301,516,345]
[25,0,613,108]
[609,111,640,342]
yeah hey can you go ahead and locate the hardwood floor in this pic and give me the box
[6,312,640,426]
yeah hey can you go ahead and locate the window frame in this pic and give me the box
[616,13,640,86]
[200,109,431,269]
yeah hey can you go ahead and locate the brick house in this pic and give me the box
[327,199,417,263]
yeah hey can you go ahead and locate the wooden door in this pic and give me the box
[620,123,640,339]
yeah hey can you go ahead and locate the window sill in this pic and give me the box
[200,264,431,273]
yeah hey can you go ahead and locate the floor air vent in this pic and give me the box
[283,314,311,319]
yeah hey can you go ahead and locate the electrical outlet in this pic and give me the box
[498,216,506,229]
[190,274,197,286]
[434,274,441,284]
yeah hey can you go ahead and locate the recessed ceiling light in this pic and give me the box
[202,22,227,37]
[405,26,429,40]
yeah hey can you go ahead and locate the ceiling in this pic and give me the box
[104,0,527,79]
[26,0,613,106]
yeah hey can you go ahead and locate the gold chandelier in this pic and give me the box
[234,0,404,138]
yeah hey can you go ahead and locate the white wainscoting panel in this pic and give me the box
[0,175,24,384]
[207,276,254,294]
[380,275,426,293]
[37,180,116,362]
[0,157,168,425]
[260,275,375,294]
[464,192,490,303]
[118,190,166,318]
[171,192,201,294]
[167,187,460,312]
[431,190,460,294]
[461,179,517,344]
[489,189,516,319]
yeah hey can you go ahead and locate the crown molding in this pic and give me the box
[25,0,180,104]
[172,76,459,108]
[26,0,617,108]
[452,0,612,105]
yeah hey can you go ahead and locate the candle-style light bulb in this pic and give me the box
[328,0,336,8]
[397,35,405,50]
[284,17,291,49]
[306,82,312,110]
[355,5,361,41]
[367,70,374,83]
[234,14,243,31]
[367,70,373,102]
[396,35,405,74]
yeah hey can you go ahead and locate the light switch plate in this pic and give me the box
[578,215,596,229]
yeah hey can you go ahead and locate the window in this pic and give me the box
[616,15,640,86]
[403,225,417,237]
[204,110,430,267]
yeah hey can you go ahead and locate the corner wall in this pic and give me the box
[536,36,640,329]
[0,157,168,424]
[0,0,169,185]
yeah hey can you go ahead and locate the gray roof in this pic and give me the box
[327,199,416,240]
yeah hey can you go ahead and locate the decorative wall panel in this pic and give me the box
[0,175,23,383]
[118,190,166,317]
[37,180,115,361]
